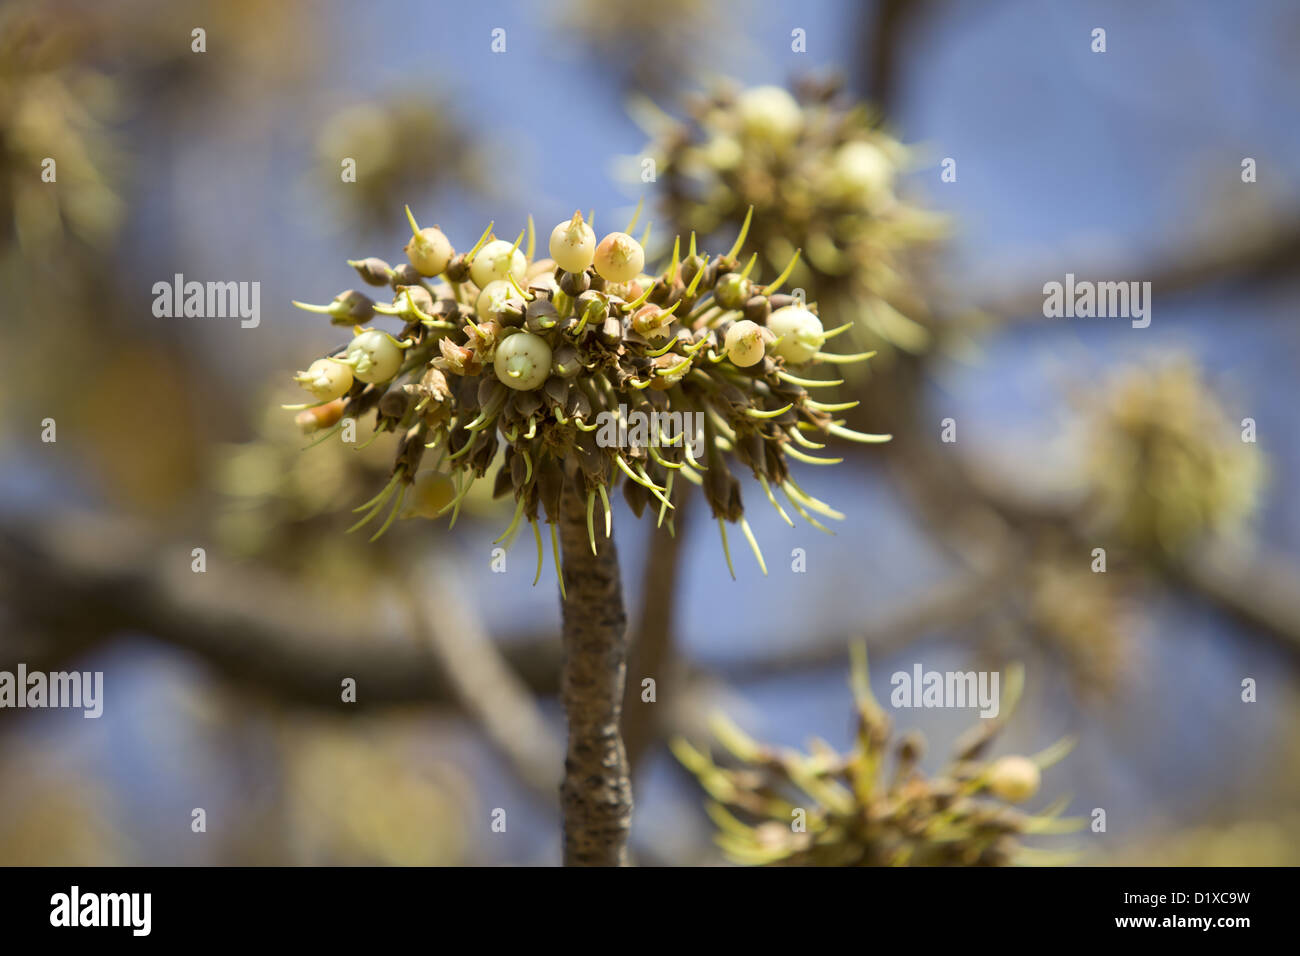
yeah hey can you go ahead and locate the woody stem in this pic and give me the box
[556,481,633,866]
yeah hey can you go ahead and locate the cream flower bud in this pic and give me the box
[470,239,527,288]
[294,398,345,433]
[724,320,766,367]
[714,272,751,309]
[736,85,802,147]
[702,134,743,170]
[345,329,405,384]
[831,140,894,204]
[593,232,645,284]
[767,305,825,364]
[476,279,514,320]
[549,211,597,274]
[294,358,353,401]
[493,331,552,391]
[986,756,1041,803]
[405,226,453,277]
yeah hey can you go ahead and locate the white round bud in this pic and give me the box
[767,306,825,364]
[493,331,552,391]
[986,756,1041,803]
[724,320,766,367]
[593,232,645,284]
[295,358,353,401]
[470,239,527,288]
[549,212,597,274]
[344,329,404,384]
[475,279,514,320]
[702,134,743,170]
[831,140,894,203]
[406,226,453,276]
[736,85,802,147]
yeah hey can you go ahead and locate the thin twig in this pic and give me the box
[409,556,563,801]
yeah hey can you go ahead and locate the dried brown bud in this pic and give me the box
[389,263,424,288]
[350,257,392,286]
[445,253,472,284]
[558,268,591,297]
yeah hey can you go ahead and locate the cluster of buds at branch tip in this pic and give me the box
[286,203,894,584]
[1080,357,1263,558]
[674,647,1080,866]
[643,77,946,361]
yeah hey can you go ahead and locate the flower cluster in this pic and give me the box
[674,648,1079,866]
[644,78,944,359]
[288,206,888,586]
[1082,358,1264,557]
[1027,543,1130,691]
[313,97,484,234]
[558,0,718,93]
[0,3,125,252]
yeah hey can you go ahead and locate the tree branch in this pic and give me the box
[0,510,1023,718]
[622,495,691,770]
[970,211,1300,322]
[0,513,560,711]
[556,484,633,866]
[409,556,563,802]
[1173,542,1300,658]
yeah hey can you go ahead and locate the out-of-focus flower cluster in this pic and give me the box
[0,3,125,253]
[213,399,392,572]
[643,78,945,361]
[558,0,721,93]
[287,205,889,585]
[313,97,485,234]
[213,397,497,580]
[674,649,1079,866]
[1027,547,1131,691]
[1082,358,1264,557]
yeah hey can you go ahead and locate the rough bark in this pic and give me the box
[556,484,633,866]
